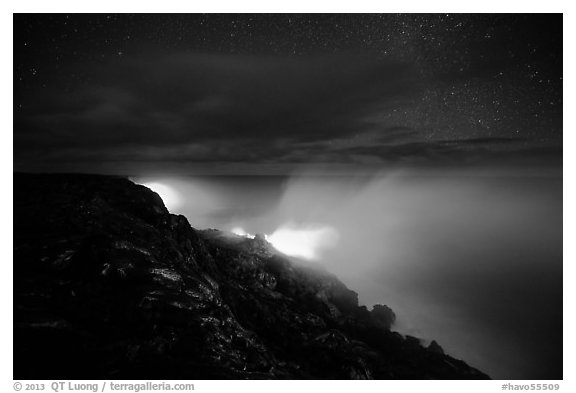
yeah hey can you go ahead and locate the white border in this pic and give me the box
[3,2,571,392]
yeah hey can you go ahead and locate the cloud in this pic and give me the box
[437,137,528,146]
[14,51,556,175]
[16,52,415,153]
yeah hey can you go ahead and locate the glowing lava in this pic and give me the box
[232,223,338,261]
[142,182,182,211]
[231,227,255,239]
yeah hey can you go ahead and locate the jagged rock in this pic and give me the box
[428,340,445,355]
[371,304,396,330]
[13,173,489,380]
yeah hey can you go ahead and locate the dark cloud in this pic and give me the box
[438,137,528,145]
[15,50,553,175]
[14,14,562,175]
[15,52,424,170]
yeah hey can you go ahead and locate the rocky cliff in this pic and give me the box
[13,173,489,380]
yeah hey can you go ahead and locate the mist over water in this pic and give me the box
[136,169,562,379]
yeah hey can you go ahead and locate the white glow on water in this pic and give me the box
[142,182,182,211]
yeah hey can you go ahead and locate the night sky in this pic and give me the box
[14,14,562,175]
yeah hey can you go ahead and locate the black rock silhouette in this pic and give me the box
[13,173,489,380]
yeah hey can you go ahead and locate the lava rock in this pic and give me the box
[13,173,489,380]
[371,304,396,330]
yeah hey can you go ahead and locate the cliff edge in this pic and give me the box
[13,173,488,379]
